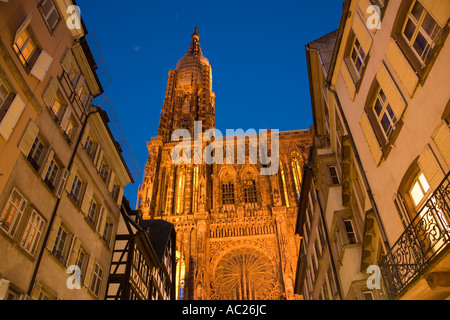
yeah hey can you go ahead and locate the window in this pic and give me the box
[372,88,398,140]
[343,219,357,244]
[13,28,37,67]
[0,189,27,236]
[28,137,45,171]
[409,172,430,208]
[349,38,367,79]
[99,161,110,184]
[52,225,69,262]
[102,220,113,246]
[111,185,121,203]
[222,181,235,205]
[328,166,340,185]
[70,175,82,204]
[87,200,98,227]
[402,1,442,65]
[75,248,88,282]
[84,135,95,159]
[0,79,10,110]
[363,291,374,300]
[20,210,45,255]
[243,178,257,204]
[63,117,77,142]
[44,159,59,191]
[90,263,103,297]
[38,0,61,33]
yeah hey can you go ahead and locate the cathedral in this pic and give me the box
[136,27,313,300]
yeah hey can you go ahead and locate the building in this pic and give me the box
[296,0,450,300]
[141,219,176,300]
[0,0,133,300]
[136,28,313,300]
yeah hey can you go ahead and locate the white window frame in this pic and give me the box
[90,263,103,297]
[372,87,398,140]
[20,209,45,255]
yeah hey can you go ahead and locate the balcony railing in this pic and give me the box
[380,172,450,299]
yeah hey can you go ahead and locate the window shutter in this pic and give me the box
[81,184,93,215]
[84,256,95,288]
[107,171,115,192]
[46,215,61,252]
[40,148,55,180]
[95,148,104,170]
[60,108,71,131]
[61,49,74,73]
[420,0,450,28]
[55,168,69,198]
[30,282,42,301]
[74,74,85,95]
[385,39,419,97]
[0,279,10,300]
[360,112,383,165]
[352,13,373,54]
[340,63,356,100]
[376,63,407,120]
[80,126,90,149]
[97,207,106,234]
[0,94,26,141]
[67,237,80,267]
[418,145,446,190]
[432,121,450,169]
[116,187,124,207]
[65,165,77,193]
[18,119,39,156]
[30,50,53,82]
[43,78,58,107]
[393,193,410,229]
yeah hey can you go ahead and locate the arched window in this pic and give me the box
[280,161,290,208]
[290,152,303,200]
[243,176,257,204]
[222,173,235,205]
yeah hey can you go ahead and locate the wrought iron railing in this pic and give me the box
[380,172,450,299]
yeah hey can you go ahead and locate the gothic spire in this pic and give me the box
[187,26,202,56]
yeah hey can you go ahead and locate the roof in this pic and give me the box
[307,30,338,74]
[140,220,175,261]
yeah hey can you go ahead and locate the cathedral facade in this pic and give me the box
[136,28,312,300]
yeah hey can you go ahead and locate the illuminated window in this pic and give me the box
[291,154,303,198]
[176,250,186,300]
[176,171,186,214]
[20,210,45,255]
[280,161,290,207]
[14,28,37,66]
[0,189,27,236]
[192,166,199,212]
[409,172,430,208]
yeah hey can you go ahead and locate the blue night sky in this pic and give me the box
[76,0,344,208]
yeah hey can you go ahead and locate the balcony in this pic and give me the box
[380,172,450,299]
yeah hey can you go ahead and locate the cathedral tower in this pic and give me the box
[137,28,313,300]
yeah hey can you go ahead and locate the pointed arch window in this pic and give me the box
[222,173,235,205]
[243,174,257,204]
[290,152,303,200]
